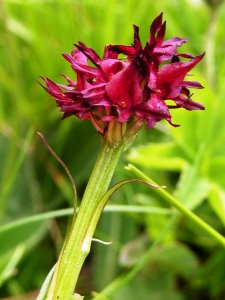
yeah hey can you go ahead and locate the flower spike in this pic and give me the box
[40,13,204,144]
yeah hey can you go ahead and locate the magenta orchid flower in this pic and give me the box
[37,14,209,299]
[40,13,204,142]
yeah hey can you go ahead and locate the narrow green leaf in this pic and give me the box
[36,264,56,300]
[0,206,170,239]
[86,179,163,240]
[0,245,25,286]
[126,164,225,247]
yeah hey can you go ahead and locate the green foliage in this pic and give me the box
[0,0,225,299]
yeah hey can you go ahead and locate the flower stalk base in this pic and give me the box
[46,139,125,299]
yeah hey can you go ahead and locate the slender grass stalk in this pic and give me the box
[126,164,225,247]
[0,207,170,235]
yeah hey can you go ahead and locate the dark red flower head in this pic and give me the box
[40,13,204,144]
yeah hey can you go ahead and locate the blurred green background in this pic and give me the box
[0,0,225,299]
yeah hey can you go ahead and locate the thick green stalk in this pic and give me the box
[46,139,125,299]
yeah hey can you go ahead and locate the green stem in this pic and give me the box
[126,164,225,248]
[46,139,125,299]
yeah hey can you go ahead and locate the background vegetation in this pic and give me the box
[0,0,224,299]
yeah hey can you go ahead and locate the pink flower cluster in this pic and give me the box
[40,13,204,135]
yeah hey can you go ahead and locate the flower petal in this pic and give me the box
[156,53,205,98]
[105,61,144,108]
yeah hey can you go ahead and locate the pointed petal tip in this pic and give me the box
[196,52,205,62]
[62,52,72,62]
[158,12,164,21]
[37,76,47,85]
[36,78,42,86]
